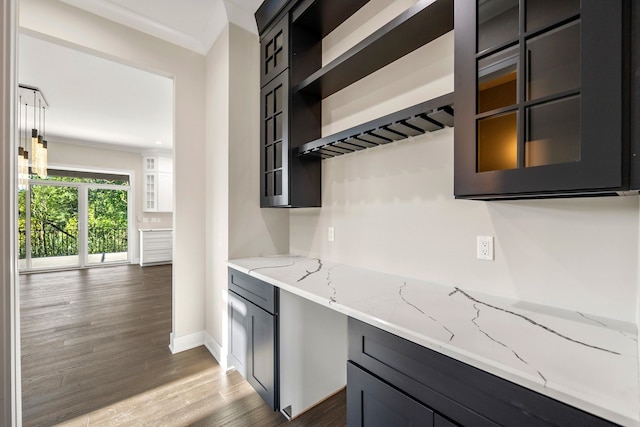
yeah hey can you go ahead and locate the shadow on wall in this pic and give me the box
[487,196,639,318]
[322,127,454,206]
[322,32,454,136]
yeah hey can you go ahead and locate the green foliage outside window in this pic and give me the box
[19,175,129,260]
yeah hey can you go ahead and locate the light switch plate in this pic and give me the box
[328,227,335,242]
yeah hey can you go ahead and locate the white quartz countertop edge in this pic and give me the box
[227,257,639,426]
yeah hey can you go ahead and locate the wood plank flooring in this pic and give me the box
[20,264,346,426]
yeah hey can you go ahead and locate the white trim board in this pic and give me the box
[168,331,229,371]
[204,332,228,370]
[168,330,204,354]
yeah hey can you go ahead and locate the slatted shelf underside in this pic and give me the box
[298,92,454,159]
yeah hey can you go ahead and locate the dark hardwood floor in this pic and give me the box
[20,264,346,426]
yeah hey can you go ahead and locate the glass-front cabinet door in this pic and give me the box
[261,71,289,207]
[454,0,625,199]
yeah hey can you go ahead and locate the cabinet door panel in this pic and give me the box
[143,173,156,212]
[260,71,290,207]
[455,0,624,199]
[434,414,459,427]
[347,362,434,427]
[247,303,277,410]
[261,15,289,86]
[228,291,248,378]
[156,172,173,212]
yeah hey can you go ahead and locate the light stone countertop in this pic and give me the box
[228,255,639,426]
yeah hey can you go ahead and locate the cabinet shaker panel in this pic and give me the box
[261,15,289,86]
[260,71,290,207]
[347,362,434,427]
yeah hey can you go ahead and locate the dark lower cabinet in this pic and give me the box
[434,414,458,427]
[347,362,434,427]
[228,269,279,410]
[347,317,616,426]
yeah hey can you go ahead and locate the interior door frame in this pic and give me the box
[1,0,19,424]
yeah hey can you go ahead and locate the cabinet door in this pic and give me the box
[228,291,249,378]
[143,156,156,172]
[454,0,624,199]
[260,14,289,86]
[156,172,173,212]
[143,173,157,212]
[228,290,278,410]
[347,362,434,427]
[434,414,459,427]
[247,302,278,410]
[157,156,173,174]
[260,71,289,207]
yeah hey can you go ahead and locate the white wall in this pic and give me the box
[289,2,639,323]
[205,23,288,362]
[227,23,289,261]
[20,0,207,342]
[206,24,231,361]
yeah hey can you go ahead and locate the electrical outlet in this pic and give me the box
[477,236,494,261]
[328,227,335,242]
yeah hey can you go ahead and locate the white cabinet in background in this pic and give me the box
[143,155,173,212]
[139,229,173,266]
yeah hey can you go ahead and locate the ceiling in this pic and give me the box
[18,0,265,152]
[58,0,265,54]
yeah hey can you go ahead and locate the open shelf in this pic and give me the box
[294,0,454,99]
[292,0,370,39]
[298,92,454,159]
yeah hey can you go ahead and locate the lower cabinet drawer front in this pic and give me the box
[143,249,172,263]
[228,268,277,314]
[348,318,614,427]
[347,362,434,427]
[142,238,171,250]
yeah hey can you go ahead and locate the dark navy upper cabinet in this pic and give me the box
[454,0,638,200]
[257,5,322,208]
[255,0,455,207]
[260,15,289,87]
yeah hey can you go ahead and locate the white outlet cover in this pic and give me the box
[328,227,335,242]
[477,236,494,261]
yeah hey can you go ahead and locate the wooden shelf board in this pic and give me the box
[292,0,370,38]
[294,0,454,99]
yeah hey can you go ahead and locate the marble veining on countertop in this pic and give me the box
[228,255,639,426]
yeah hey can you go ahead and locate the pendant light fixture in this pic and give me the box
[17,95,29,190]
[19,85,48,179]
[40,104,48,177]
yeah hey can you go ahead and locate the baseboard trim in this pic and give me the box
[204,332,229,370]
[168,330,204,354]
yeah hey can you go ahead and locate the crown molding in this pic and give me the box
[58,0,209,54]
[48,133,173,156]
